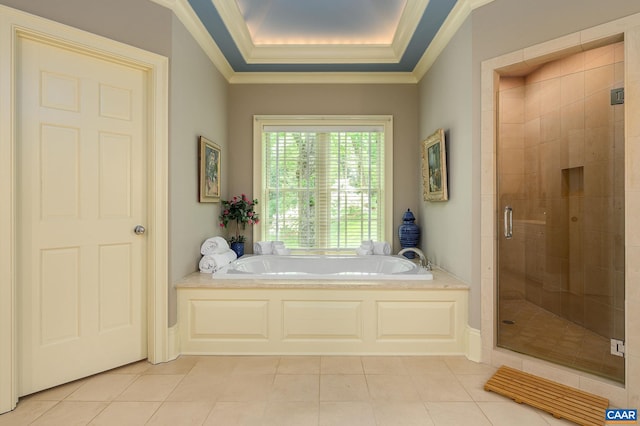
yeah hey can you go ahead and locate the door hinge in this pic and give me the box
[611,339,625,357]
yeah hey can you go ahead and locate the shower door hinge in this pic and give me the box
[611,88,624,105]
[611,339,625,357]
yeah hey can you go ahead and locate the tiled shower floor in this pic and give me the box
[498,298,624,383]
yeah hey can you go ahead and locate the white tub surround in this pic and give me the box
[177,268,468,355]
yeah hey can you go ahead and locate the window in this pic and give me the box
[253,116,393,252]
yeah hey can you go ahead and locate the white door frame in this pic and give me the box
[0,5,169,413]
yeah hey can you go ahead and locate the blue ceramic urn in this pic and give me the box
[398,209,420,258]
[230,241,245,258]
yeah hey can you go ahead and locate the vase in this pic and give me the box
[230,241,245,258]
[398,209,420,258]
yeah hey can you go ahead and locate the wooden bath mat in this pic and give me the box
[484,366,609,426]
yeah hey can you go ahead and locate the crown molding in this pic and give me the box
[153,0,494,84]
[392,0,431,58]
[413,0,495,81]
[213,0,428,64]
[149,0,234,80]
[229,72,419,85]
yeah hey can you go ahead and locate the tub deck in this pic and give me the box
[178,267,465,289]
[177,268,469,356]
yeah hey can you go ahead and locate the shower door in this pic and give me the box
[496,43,625,383]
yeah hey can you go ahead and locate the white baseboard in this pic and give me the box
[167,324,181,361]
[465,325,482,362]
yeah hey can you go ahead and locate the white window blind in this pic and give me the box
[255,117,392,252]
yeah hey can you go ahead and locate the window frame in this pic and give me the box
[253,115,394,252]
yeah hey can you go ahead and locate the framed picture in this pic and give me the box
[422,128,448,201]
[198,136,221,202]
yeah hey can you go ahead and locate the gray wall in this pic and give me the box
[418,0,640,329]
[417,18,475,318]
[0,0,172,57]
[227,84,419,252]
[168,15,228,325]
[0,0,230,327]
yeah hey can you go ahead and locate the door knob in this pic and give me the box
[134,225,146,235]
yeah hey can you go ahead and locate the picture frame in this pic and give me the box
[422,128,448,201]
[198,136,221,202]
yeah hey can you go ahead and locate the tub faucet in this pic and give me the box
[397,247,430,270]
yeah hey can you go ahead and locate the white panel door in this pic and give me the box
[17,34,148,395]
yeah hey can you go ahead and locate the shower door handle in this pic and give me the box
[504,206,513,239]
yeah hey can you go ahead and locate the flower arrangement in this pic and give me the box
[218,194,260,243]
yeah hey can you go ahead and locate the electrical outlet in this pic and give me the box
[610,339,625,357]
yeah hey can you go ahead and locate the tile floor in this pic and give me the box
[0,355,579,425]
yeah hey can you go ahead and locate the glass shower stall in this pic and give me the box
[496,42,625,383]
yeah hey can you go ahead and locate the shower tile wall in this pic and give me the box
[498,42,625,340]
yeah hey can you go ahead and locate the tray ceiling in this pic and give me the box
[187,0,459,72]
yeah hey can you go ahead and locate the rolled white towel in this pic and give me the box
[199,255,216,273]
[360,240,373,250]
[373,241,391,255]
[199,249,237,273]
[200,236,229,255]
[273,246,291,256]
[272,241,285,249]
[253,241,273,255]
[355,247,373,256]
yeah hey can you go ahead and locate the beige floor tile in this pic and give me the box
[219,374,274,402]
[411,373,473,402]
[145,401,214,426]
[115,374,184,402]
[66,374,138,401]
[425,402,492,426]
[203,401,267,426]
[444,357,497,375]
[10,354,611,425]
[542,413,581,425]
[0,399,57,426]
[27,379,87,401]
[30,401,107,426]
[366,375,420,401]
[319,401,376,426]
[456,374,507,402]
[88,401,161,426]
[320,375,370,402]
[143,355,198,375]
[261,401,319,426]
[372,401,434,426]
[269,374,319,401]
[476,401,554,426]
[107,360,151,375]
[321,356,363,374]
[278,356,321,374]
[362,356,407,374]
[232,356,280,375]
[166,373,230,402]
[402,356,451,374]
[189,356,239,376]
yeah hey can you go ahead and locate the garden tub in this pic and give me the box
[214,254,433,280]
[177,255,468,356]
